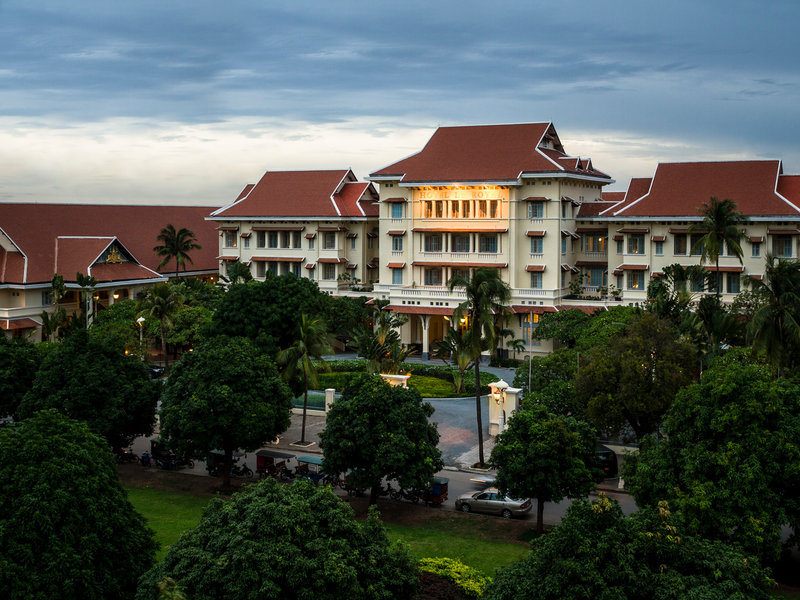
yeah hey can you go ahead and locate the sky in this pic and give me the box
[1,0,798,206]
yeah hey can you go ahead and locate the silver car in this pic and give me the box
[454,488,532,519]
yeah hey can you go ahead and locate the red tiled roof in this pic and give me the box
[601,191,626,203]
[577,202,617,217]
[511,305,558,314]
[555,305,604,315]
[1,317,41,330]
[385,305,454,316]
[609,161,798,217]
[411,261,508,268]
[55,237,114,278]
[91,262,163,283]
[778,175,800,206]
[212,169,377,219]
[0,203,219,285]
[600,178,653,215]
[370,123,610,182]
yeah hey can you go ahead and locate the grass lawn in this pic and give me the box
[316,371,462,398]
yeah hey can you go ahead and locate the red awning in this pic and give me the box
[526,230,546,237]
[317,226,348,232]
[383,197,408,203]
[240,232,251,238]
[412,261,508,268]
[768,229,800,236]
[749,236,764,243]
[387,230,406,236]
[617,264,649,270]
[305,263,315,269]
[305,233,317,239]
[251,256,304,262]
[522,196,548,202]
[318,257,347,263]
[526,265,546,272]
[385,305,454,316]
[251,226,304,231]
[705,265,745,272]
[412,227,508,233]
[346,233,358,239]
[346,263,357,269]
[651,235,666,242]
[217,255,239,261]
[1,318,41,330]
[511,305,557,314]
[216,226,238,231]
[387,262,406,268]
[617,227,649,234]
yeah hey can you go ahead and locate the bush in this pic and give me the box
[419,558,492,599]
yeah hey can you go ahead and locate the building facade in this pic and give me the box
[207,169,379,295]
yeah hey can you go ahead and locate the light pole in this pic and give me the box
[137,317,146,360]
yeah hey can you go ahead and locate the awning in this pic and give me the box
[251,226,304,231]
[346,233,358,239]
[705,265,745,272]
[240,232,251,238]
[251,256,304,262]
[561,230,579,239]
[1,317,41,331]
[367,232,378,238]
[651,235,666,242]
[387,230,406,236]
[749,236,764,243]
[526,265,546,272]
[385,305,454,316]
[575,261,607,268]
[387,262,406,268]
[511,305,558,314]
[616,264,649,271]
[561,264,579,272]
[305,233,317,239]
[412,227,508,233]
[216,226,238,231]
[217,255,239,261]
[366,264,378,269]
[612,235,623,241]
[750,274,764,280]
[305,263,315,270]
[522,196,549,202]
[317,226,348,232]
[616,227,649,234]
[768,229,800,236]
[668,228,689,234]
[412,261,508,268]
[318,257,347,263]
[526,230,546,237]
[576,227,607,233]
[383,197,408,203]
[346,263,358,269]
[561,196,577,203]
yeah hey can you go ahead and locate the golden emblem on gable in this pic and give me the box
[105,247,123,264]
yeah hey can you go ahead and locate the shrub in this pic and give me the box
[419,558,492,599]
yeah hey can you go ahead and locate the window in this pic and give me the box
[256,261,266,277]
[522,313,541,347]
[561,270,567,288]
[308,237,315,250]
[527,202,543,218]
[322,263,336,280]
[452,268,470,282]
[616,239,623,254]
[478,200,487,218]
[727,273,741,294]
[530,237,543,254]
[691,276,704,292]
[616,274,623,290]
[281,232,290,248]
[392,268,403,285]
[627,234,644,255]
[291,263,301,277]
[391,235,403,252]
[585,268,606,287]
[424,268,442,286]
[268,262,278,276]
[224,231,237,248]
[489,200,498,218]
[41,291,53,305]
[627,271,644,290]
[425,234,443,252]
[462,200,471,218]
[452,234,470,253]
[530,272,542,289]
[752,242,761,257]
[323,232,336,249]
[584,234,605,253]
[425,201,433,218]
[451,201,459,218]
[690,234,705,256]
[350,237,356,250]
[292,232,301,248]
[561,202,568,218]
[256,231,266,248]
[242,235,250,249]
[774,236,793,258]
[479,234,497,253]
[561,237,567,254]
[268,232,278,249]
[674,234,687,255]
[391,203,403,219]
[655,241,663,256]
[435,201,444,218]
[307,266,315,279]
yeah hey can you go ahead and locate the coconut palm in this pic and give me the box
[449,267,511,467]
[153,224,203,280]
[138,283,184,374]
[689,197,749,298]
[748,254,800,375]
[277,314,334,444]
[432,328,475,394]
[75,271,98,328]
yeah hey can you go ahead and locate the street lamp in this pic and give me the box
[137,317,146,360]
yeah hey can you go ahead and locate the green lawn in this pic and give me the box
[316,371,462,398]
[125,485,527,574]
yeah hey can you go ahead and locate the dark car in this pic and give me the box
[594,444,619,479]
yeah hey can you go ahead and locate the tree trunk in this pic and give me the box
[537,497,545,535]
[474,359,485,467]
[223,446,233,490]
[369,483,380,506]
[301,372,308,444]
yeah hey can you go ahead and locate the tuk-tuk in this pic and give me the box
[256,449,294,478]
[417,476,449,507]
[295,455,328,485]
[206,449,245,477]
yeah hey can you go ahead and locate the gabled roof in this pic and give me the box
[369,123,611,183]
[0,204,219,285]
[210,169,378,219]
[577,201,619,217]
[606,161,799,217]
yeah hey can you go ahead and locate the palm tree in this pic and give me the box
[748,254,800,375]
[432,328,475,394]
[277,314,334,444]
[138,283,184,374]
[689,197,748,298]
[75,271,98,328]
[449,268,511,467]
[153,224,203,280]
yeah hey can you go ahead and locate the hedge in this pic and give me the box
[418,558,491,599]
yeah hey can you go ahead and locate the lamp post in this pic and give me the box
[137,317,146,360]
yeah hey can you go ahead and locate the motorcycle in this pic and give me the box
[140,451,152,467]
[390,487,420,503]
[231,463,254,478]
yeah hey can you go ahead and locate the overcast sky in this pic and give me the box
[1,0,798,205]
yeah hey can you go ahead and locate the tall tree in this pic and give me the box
[449,267,511,466]
[0,334,42,419]
[17,329,159,449]
[320,374,443,505]
[689,196,748,298]
[75,271,97,328]
[138,283,184,374]
[223,260,253,285]
[490,405,596,534]
[159,336,293,489]
[432,328,475,394]
[747,253,800,374]
[153,224,202,279]
[277,313,334,445]
[0,410,158,600]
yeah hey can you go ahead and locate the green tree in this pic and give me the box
[327,295,372,348]
[646,263,708,324]
[159,336,293,489]
[432,328,475,394]
[164,305,213,354]
[353,306,412,374]
[747,253,800,374]
[513,348,582,417]
[138,283,184,374]
[223,260,253,284]
[531,309,591,348]
[622,360,800,562]
[135,478,417,600]
[76,271,98,328]
[575,313,696,440]
[490,405,596,534]
[320,374,443,505]
[574,304,639,352]
[484,495,773,600]
[689,196,749,299]
[40,273,69,341]
[277,313,334,444]
[449,267,511,466]
[153,224,202,279]
[18,330,159,449]
[0,334,42,419]
[89,298,141,355]
[211,275,332,355]
[0,410,157,600]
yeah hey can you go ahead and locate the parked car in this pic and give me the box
[454,488,532,519]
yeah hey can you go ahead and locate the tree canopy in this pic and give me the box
[135,478,417,600]
[153,224,202,279]
[320,374,443,504]
[0,410,157,600]
[622,360,800,562]
[0,334,42,419]
[484,495,773,600]
[531,309,591,348]
[159,336,293,488]
[18,329,159,449]
[490,405,596,534]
